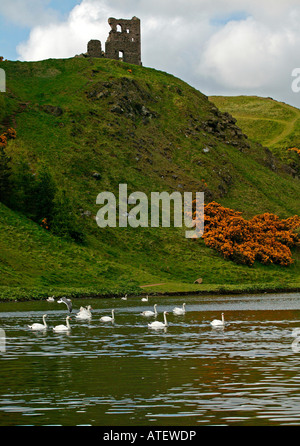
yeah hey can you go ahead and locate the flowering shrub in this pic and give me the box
[40,218,49,230]
[6,128,17,139]
[193,201,300,266]
[288,147,300,156]
[0,134,7,148]
[0,128,17,148]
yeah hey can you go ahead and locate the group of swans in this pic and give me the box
[75,305,92,320]
[143,304,225,329]
[145,308,225,329]
[31,295,226,332]
[28,314,72,332]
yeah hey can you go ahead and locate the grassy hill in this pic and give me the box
[209,95,300,172]
[0,58,299,300]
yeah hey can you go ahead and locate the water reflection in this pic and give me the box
[0,292,300,425]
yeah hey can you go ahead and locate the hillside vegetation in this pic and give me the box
[210,95,300,176]
[0,58,299,300]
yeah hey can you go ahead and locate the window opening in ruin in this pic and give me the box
[118,51,124,60]
[116,24,122,32]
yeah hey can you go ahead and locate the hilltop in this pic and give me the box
[0,58,299,300]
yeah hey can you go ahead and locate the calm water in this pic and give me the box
[1,292,300,426]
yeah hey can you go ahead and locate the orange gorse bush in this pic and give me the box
[0,133,7,149]
[40,218,49,230]
[288,147,300,156]
[192,201,300,267]
[0,128,17,148]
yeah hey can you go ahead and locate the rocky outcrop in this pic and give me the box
[201,109,250,150]
[86,77,157,122]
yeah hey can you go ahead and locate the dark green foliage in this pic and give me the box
[11,160,37,217]
[0,146,11,205]
[51,189,85,243]
[32,163,57,223]
[7,159,84,243]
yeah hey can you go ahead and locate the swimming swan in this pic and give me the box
[28,314,48,330]
[211,313,225,327]
[141,304,157,317]
[53,316,71,332]
[100,309,115,322]
[173,303,186,315]
[148,311,168,329]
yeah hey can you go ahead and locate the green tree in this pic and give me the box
[51,189,85,243]
[32,163,57,223]
[11,159,36,216]
[51,189,74,237]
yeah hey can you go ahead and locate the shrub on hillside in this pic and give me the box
[193,201,300,267]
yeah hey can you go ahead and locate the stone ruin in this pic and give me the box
[81,16,142,66]
[87,40,102,58]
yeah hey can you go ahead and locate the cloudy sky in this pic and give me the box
[1,0,300,108]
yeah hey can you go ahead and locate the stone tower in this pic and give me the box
[87,40,102,58]
[105,17,142,66]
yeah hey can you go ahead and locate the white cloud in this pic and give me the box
[17,2,112,60]
[200,18,287,90]
[11,0,300,107]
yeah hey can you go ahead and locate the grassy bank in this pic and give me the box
[0,282,299,302]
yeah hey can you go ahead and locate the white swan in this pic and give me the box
[211,313,225,327]
[28,314,48,330]
[121,294,127,300]
[53,316,72,332]
[141,295,149,302]
[84,305,93,313]
[76,305,92,320]
[100,309,115,322]
[141,304,157,317]
[46,296,55,302]
[148,311,168,329]
[173,303,186,315]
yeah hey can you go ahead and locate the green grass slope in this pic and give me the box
[209,95,300,168]
[0,58,299,299]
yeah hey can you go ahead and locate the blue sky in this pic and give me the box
[0,1,81,60]
[0,16,27,60]
[1,0,300,108]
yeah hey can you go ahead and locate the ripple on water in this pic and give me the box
[1,294,300,425]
